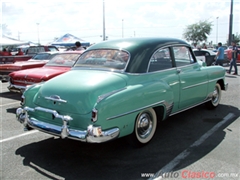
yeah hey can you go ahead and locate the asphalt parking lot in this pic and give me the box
[0,66,239,180]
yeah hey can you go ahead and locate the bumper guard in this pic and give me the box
[16,107,119,143]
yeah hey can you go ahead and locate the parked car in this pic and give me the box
[16,37,228,147]
[0,52,57,82]
[8,51,84,93]
[194,48,229,66]
[0,45,59,65]
[193,48,217,66]
[25,45,59,56]
[225,47,240,63]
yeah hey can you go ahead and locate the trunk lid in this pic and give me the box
[33,70,127,114]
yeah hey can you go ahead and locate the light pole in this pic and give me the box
[216,17,219,44]
[122,19,124,38]
[228,0,233,46]
[36,23,40,44]
[102,0,106,41]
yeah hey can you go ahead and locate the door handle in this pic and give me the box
[177,69,181,74]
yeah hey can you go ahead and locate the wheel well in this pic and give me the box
[217,79,225,90]
[153,106,165,121]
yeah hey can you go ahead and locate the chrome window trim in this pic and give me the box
[147,67,177,74]
[147,46,173,73]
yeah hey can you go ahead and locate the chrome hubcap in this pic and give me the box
[212,88,219,104]
[137,113,153,138]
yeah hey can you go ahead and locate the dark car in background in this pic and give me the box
[193,48,229,66]
[193,49,217,66]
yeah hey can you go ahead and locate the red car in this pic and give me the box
[225,47,240,63]
[8,51,84,93]
[0,52,58,82]
[0,45,59,64]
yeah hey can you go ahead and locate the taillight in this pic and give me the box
[9,78,13,83]
[20,95,25,105]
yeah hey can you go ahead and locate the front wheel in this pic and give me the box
[205,83,222,109]
[127,108,157,147]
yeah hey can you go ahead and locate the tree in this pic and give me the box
[232,32,240,44]
[1,24,12,36]
[183,20,213,45]
[226,32,240,45]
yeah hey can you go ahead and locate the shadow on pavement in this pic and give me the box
[15,104,240,180]
[0,91,21,101]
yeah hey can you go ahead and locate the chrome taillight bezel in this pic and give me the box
[91,108,98,122]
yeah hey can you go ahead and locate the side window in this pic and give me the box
[173,46,194,67]
[148,48,172,72]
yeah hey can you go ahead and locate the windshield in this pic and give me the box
[74,49,129,70]
[45,53,80,67]
[32,53,53,60]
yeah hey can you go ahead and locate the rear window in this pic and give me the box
[32,53,52,60]
[46,53,80,67]
[28,47,45,54]
[48,47,59,52]
[74,49,129,70]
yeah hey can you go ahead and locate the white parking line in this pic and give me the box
[0,101,20,107]
[151,113,235,180]
[0,130,38,143]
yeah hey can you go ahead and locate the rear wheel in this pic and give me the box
[128,108,157,147]
[206,83,222,109]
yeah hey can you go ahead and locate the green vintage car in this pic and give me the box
[16,37,228,147]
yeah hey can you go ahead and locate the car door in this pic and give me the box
[148,47,180,113]
[172,46,208,110]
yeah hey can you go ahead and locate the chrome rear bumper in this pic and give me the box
[16,107,119,143]
[8,83,26,93]
[1,75,10,83]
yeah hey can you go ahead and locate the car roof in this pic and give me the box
[86,37,189,73]
[88,37,188,51]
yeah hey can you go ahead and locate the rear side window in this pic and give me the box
[148,48,172,72]
[173,46,195,67]
[28,47,45,54]
[48,47,59,52]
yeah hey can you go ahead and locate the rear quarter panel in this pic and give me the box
[93,74,174,137]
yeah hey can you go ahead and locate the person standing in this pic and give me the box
[228,41,238,75]
[215,42,224,66]
[16,48,24,55]
[75,41,85,51]
[202,43,207,49]
[1,48,11,56]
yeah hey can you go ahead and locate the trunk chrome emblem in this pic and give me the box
[45,95,67,103]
